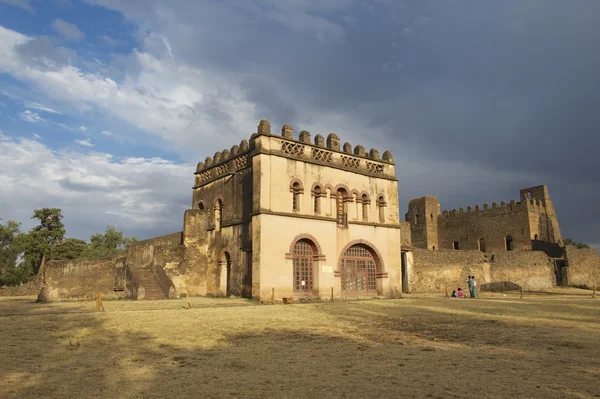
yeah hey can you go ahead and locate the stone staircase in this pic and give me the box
[137,266,167,300]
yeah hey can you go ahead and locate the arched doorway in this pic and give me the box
[292,239,314,294]
[218,251,232,296]
[340,244,380,295]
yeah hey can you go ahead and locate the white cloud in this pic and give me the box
[0,25,258,159]
[51,19,85,41]
[32,133,41,140]
[19,110,44,123]
[25,101,61,114]
[78,126,87,132]
[101,130,112,136]
[0,0,34,13]
[0,133,191,239]
[75,138,94,147]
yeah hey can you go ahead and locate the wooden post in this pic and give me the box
[331,287,334,302]
[96,292,105,312]
[593,283,596,300]
[520,286,523,299]
[270,287,275,305]
[445,285,449,298]
[185,290,191,309]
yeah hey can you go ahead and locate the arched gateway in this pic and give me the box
[340,242,383,295]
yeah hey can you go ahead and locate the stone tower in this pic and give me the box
[520,185,563,244]
[405,196,440,250]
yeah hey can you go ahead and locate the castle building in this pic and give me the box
[189,120,402,300]
[404,185,563,252]
[34,120,598,303]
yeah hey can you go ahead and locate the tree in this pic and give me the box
[21,208,66,274]
[80,225,137,258]
[563,238,590,249]
[50,238,88,260]
[0,219,25,285]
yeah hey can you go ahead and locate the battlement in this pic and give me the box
[439,186,553,219]
[193,119,395,188]
[440,198,550,218]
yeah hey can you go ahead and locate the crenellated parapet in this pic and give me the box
[439,197,550,219]
[194,119,395,188]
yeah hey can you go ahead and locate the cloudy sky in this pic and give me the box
[0,0,598,248]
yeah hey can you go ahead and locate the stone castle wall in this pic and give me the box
[564,245,600,287]
[43,253,128,301]
[409,248,556,293]
[438,201,532,252]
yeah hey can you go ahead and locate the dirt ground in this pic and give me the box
[0,291,599,399]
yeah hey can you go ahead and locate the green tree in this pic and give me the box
[80,225,137,258]
[563,238,590,249]
[50,238,88,260]
[21,208,66,274]
[0,219,26,285]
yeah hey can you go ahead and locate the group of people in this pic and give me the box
[451,275,478,298]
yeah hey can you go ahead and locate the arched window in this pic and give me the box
[214,199,224,231]
[478,238,486,252]
[197,201,205,211]
[361,194,369,221]
[293,239,314,294]
[377,196,386,223]
[414,214,419,224]
[336,189,348,227]
[340,244,381,295]
[505,235,514,251]
[534,234,539,240]
[453,241,460,250]
[290,179,304,212]
[292,182,301,211]
[430,213,434,221]
[313,185,321,214]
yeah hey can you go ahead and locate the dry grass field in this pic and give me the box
[1,292,599,399]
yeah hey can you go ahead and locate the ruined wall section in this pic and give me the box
[127,232,183,269]
[399,221,412,249]
[43,253,128,301]
[410,249,556,293]
[564,245,600,287]
[438,200,531,252]
[405,196,439,249]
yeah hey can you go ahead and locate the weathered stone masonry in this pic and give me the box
[15,120,599,301]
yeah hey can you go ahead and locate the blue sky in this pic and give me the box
[0,0,599,248]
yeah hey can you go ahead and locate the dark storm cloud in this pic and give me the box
[89,0,600,245]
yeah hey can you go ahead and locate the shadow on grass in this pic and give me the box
[1,298,599,399]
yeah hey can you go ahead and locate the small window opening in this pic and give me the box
[198,202,205,211]
[478,238,486,252]
[505,235,514,251]
[534,234,539,240]
[430,213,434,221]
[215,199,223,231]
[361,194,368,221]
[453,241,460,250]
